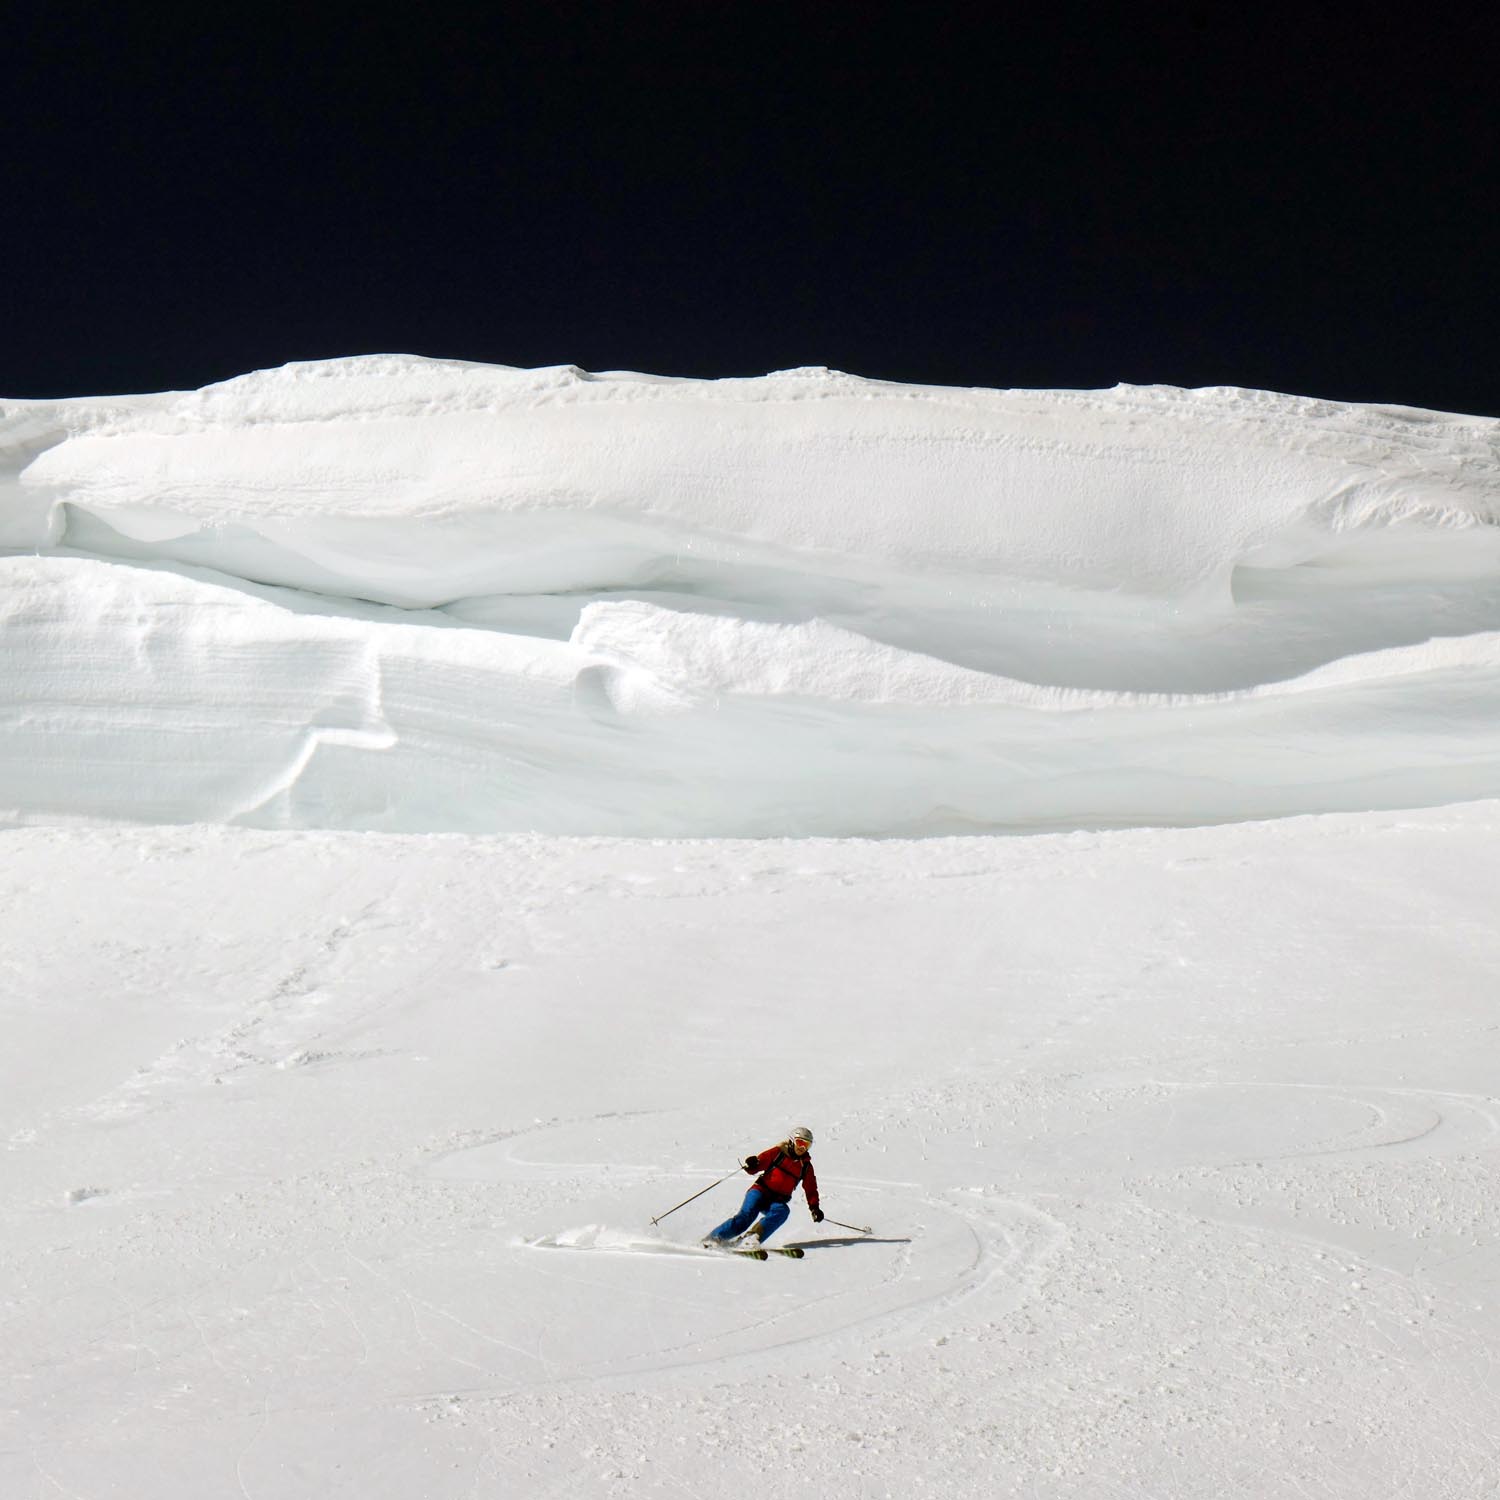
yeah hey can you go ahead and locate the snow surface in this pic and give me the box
[4,356,1500,835]
[5,815,1500,1497]
[4,358,1500,1497]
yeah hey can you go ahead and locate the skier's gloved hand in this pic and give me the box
[743,1156,759,1173]
[810,1207,825,1223]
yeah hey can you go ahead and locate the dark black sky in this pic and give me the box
[6,5,1498,414]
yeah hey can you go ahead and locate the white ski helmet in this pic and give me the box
[790,1125,814,1145]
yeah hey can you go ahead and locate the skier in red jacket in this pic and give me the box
[705,1125,824,1246]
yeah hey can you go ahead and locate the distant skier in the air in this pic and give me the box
[705,1125,823,1246]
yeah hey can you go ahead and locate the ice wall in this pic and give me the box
[3,355,1499,835]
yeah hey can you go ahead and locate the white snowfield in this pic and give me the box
[4,815,1500,1498]
[4,360,1500,1498]
[4,355,1500,834]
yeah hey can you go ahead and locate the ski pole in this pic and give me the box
[650,1169,741,1227]
[822,1217,873,1235]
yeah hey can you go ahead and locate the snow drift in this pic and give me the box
[4,356,1499,834]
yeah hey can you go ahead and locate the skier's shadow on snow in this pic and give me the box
[783,1236,912,1251]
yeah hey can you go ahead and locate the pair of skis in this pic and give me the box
[716,1242,803,1260]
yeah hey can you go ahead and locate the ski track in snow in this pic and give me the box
[467,1125,1071,1381]
[421,1068,1500,1407]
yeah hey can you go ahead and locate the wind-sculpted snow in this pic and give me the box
[4,355,1500,834]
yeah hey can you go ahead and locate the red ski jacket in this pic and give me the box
[747,1143,819,1209]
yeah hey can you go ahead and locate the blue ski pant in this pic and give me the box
[709,1187,790,1244]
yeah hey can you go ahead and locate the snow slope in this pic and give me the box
[4,357,1500,834]
[3,811,1499,1498]
[4,359,1500,1497]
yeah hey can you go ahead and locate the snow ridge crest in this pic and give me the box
[2,355,1499,835]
